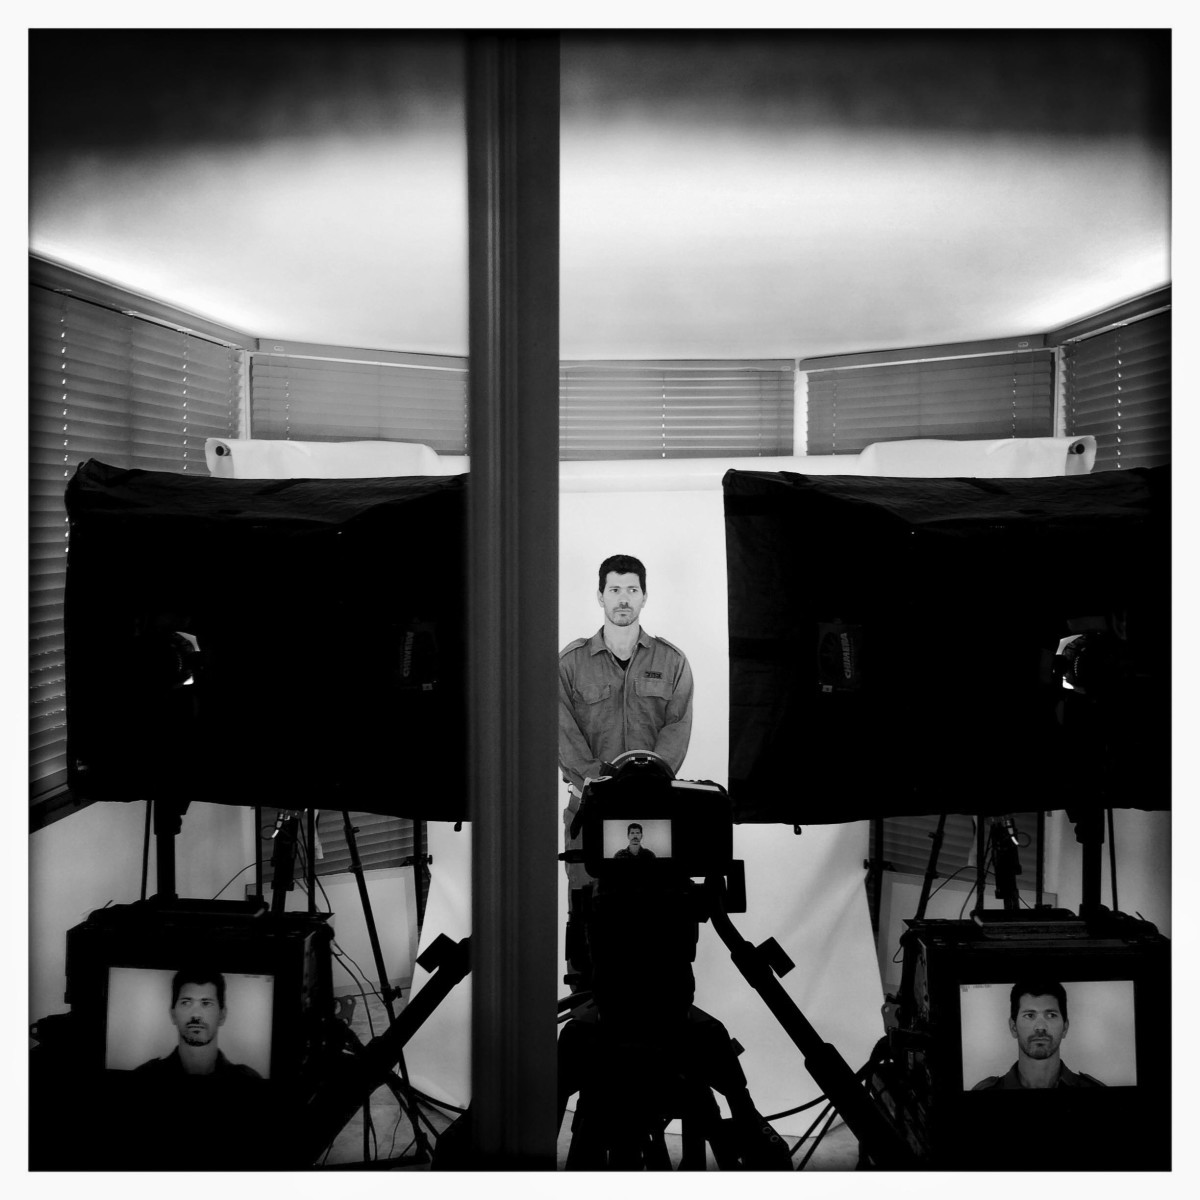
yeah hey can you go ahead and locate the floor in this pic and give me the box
[318,992,860,1170]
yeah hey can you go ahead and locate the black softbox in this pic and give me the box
[63,459,466,821]
[724,466,1170,825]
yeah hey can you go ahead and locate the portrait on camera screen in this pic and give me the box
[105,965,274,1079]
[960,979,1135,1091]
[602,818,671,861]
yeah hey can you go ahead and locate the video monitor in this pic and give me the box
[32,900,335,1169]
[63,900,332,1084]
[880,917,1169,1169]
[104,965,275,1079]
[959,978,1136,1092]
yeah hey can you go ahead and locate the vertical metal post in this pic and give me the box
[974,814,987,916]
[867,817,885,934]
[466,32,559,1167]
[1035,809,1045,908]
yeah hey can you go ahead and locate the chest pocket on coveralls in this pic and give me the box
[634,678,671,700]
[579,682,613,705]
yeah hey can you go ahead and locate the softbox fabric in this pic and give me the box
[724,467,1170,824]
[64,459,467,821]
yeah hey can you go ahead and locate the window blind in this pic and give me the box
[256,809,417,882]
[254,809,425,917]
[1063,310,1170,471]
[806,350,1055,454]
[559,361,794,460]
[29,286,242,799]
[870,812,1043,882]
[250,354,469,454]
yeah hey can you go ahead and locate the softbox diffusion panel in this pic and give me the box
[724,467,1169,825]
[64,459,466,821]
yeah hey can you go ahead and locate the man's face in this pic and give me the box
[1009,993,1068,1060]
[598,572,646,628]
[171,981,226,1048]
[627,826,643,851]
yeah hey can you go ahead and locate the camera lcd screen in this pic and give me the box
[602,818,672,860]
[105,965,275,1079]
[959,979,1136,1091]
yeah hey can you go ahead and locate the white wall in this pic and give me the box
[273,867,420,996]
[1049,808,1171,935]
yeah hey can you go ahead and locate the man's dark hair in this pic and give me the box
[172,967,227,1009]
[627,822,643,836]
[598,554,646,595]
[1009,980,1068,1023]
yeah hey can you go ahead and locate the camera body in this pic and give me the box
[573,753,737,1036]
[579,755,734,884]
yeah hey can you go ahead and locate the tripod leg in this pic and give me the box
[680,1096,717,1169]
[647,1124,674,1170]
[565,1094,607,1170]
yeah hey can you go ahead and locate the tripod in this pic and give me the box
[558,863,914,1170]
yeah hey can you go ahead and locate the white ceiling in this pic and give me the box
[29,31,1171,361]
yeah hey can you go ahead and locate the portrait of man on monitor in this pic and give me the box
[134,967,262,1080]
[613,822,656,861]
[971,980,1106,1091]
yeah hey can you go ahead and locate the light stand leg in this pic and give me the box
[253,805,264,902]
[1070,808,1105,920]
[153,797,186,900]
[865,818,887,934]
[1035,810,1045,907]
[341,811,399,1022]
[307,808,318,917]
[914,813,948,921]
[1107,807,1119,912]
[140,799,153,902]
[974,813,987,916]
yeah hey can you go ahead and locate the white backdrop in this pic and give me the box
[405,482,885,1133]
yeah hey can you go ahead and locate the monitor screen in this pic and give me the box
[602,818,672,861]
[959,979,1136,1091]
[105,966,275,1079]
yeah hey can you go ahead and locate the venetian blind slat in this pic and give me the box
[29,285,242,800]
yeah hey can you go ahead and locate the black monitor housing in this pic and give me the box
[63,899,333,1083]
[870,916,1169,1169]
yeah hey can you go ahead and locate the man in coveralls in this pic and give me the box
[558,553,693,987]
